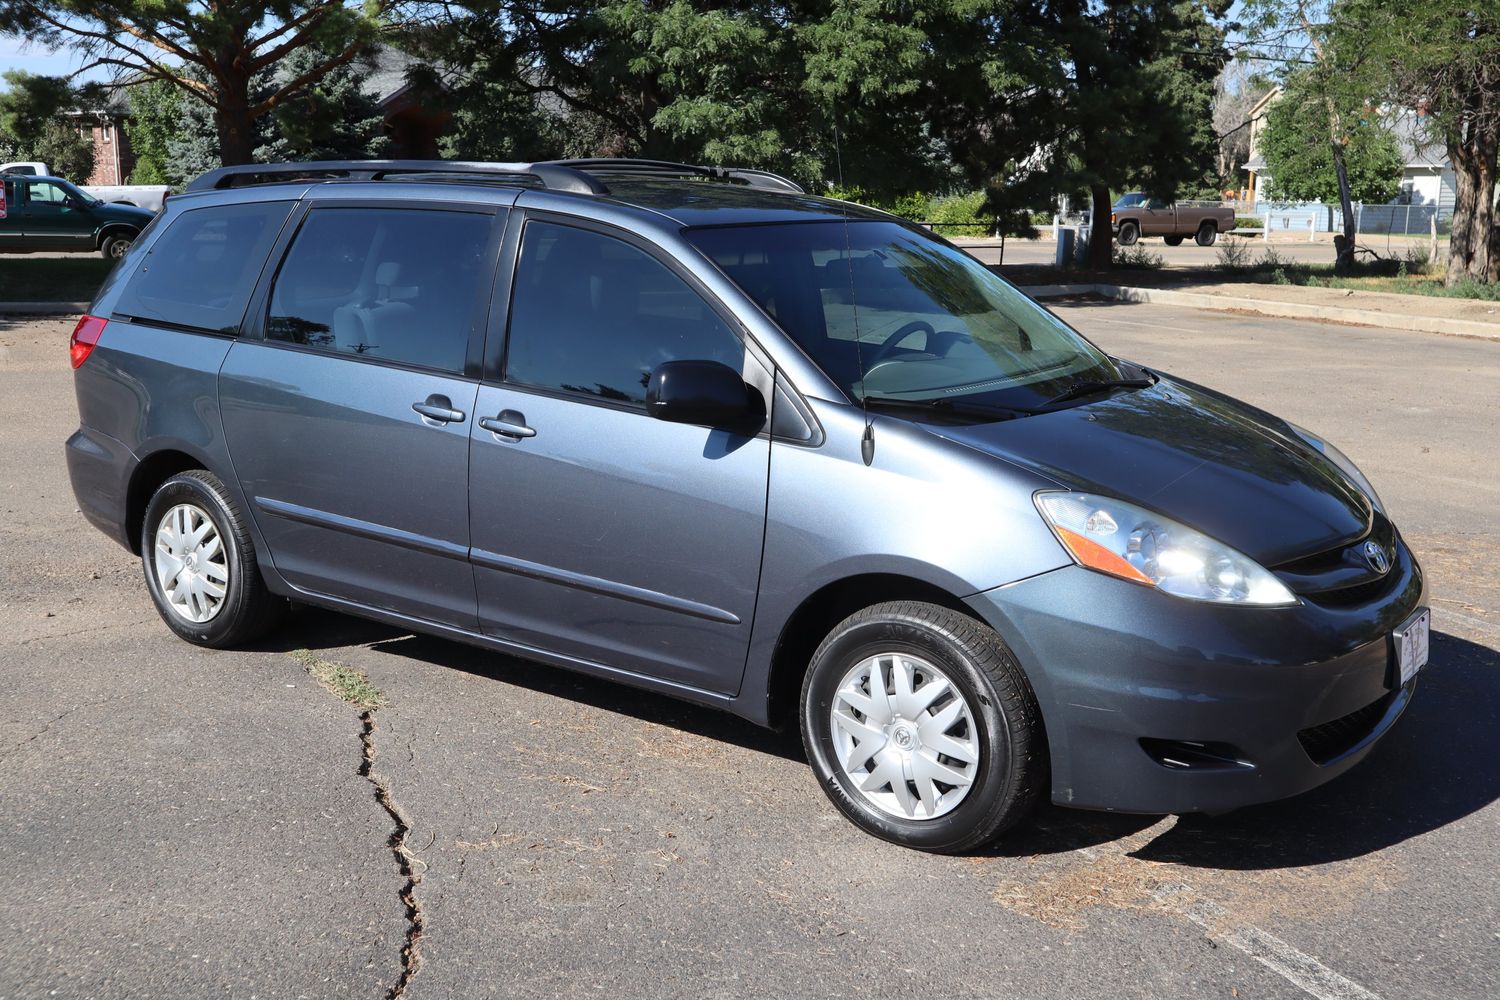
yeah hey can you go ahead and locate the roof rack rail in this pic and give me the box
[184,157,804,197]
[545,158,805,194]
[184,160,607,195]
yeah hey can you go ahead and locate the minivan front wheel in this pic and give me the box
[801,601,1045,852]
[141,470,283,647]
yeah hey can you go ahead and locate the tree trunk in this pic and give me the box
[1445,127,1498,287]
[1087,184,1113,271]
[213,59,256,166]
[1330,137,1357,275]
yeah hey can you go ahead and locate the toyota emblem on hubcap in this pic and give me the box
[1363,540,1390,574]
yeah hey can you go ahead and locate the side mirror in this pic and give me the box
[645,360,761,429]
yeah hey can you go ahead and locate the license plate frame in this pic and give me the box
[1393,608,1430,687]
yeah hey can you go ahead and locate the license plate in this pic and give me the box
[1393,608,1430,686]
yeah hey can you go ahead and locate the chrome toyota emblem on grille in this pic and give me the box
[1363,540,1390,574]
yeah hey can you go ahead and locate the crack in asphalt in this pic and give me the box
[16,618,156,646]
[0,696,117,762]
[359,709,427,1000]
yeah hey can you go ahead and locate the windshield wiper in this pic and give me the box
[861,395,1035,422]
[1039,375,1154,409]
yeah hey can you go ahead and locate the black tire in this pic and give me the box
[800,601,1046,853]
[1117,222,1140,246]
[1163,235,1184,247]
[141,470,284,647]
[99,232,135,260]
[1194,221,1217,247]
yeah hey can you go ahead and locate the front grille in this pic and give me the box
[1302,572,1398,608]
[1272,512,1400,606]
[1297,693,1395,765]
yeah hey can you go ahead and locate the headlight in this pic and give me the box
[1286,422,1384,514]
[1036,492,1298,606]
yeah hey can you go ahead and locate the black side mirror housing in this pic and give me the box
[645,360,762,429]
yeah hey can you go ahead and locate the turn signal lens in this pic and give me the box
[1037,492,1298,606]
[69,314,108,369]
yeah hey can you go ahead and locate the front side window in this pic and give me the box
[27,181,71,207]
[115,201,292,333]
[687,220,1124,412]
[268,207,494,374]
[505,221,743,406]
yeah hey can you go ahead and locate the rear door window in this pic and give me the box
[266,207,495,375]
[504,220,743,406]
[115,202,292,333]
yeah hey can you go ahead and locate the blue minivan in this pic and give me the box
[65,159,1428,851]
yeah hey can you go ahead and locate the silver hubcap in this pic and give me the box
[830,652,980,821]
[153,504,228,624]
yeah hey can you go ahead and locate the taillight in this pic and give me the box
[69,314,108,369]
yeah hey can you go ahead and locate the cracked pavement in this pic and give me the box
[2,304,1498,999]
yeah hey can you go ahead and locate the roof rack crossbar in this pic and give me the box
[184,159,607,195]
[184,157,803,197]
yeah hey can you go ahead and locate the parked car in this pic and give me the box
[65,159,1427,852]
[1110,192,1235,247]
[1,160,172,212]
[1,174,156,258]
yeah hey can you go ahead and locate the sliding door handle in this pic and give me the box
[412,394,466,423]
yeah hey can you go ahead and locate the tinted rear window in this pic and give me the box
[115,201,292,332]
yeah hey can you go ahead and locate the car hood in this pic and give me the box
[94,202,155,223]
[929,376,1373,566]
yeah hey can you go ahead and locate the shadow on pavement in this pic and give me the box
[259,605,807,763]
[257,607,1499,863]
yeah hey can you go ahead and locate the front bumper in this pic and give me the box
[967,538,1426,814]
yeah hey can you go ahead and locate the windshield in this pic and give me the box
[686,220,1122,411]
[1113,192,1147,208]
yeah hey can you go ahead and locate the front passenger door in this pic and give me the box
[467,216,771,695]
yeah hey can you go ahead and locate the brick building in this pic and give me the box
[65,102,136,186]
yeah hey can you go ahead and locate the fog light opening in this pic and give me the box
[1139,738,1255,772]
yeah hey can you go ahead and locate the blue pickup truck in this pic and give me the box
[0,174,156,259]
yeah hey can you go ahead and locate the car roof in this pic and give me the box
[176,160,899,230]
[597,179,895,228]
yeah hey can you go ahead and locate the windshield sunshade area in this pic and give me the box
[686,221,1125,416]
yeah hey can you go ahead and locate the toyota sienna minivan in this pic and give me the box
[65,158,1428,852]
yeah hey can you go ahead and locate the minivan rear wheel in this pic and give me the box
[800,601,1045,852]
[141,470,283,647]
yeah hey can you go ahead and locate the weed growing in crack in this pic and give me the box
[292,649,389,709]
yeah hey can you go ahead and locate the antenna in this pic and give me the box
[832,119,875,466]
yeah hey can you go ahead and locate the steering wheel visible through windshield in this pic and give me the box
[687,220,1125,415]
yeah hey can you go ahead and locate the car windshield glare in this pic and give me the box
[1114,193,1147,208]
[687,220,1120,411]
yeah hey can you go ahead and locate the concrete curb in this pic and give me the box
[1024,283,1500,341]
[0,302,89,315]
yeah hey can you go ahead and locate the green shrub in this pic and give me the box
[1234,216,1263,230]
[1215,238,1251,271]
[925,191,993,237]
[1112,244,1165,269]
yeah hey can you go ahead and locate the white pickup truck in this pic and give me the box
[0,160,171,212]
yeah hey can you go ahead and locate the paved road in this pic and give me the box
[957,235,1441,271]
[1,305,1496,999]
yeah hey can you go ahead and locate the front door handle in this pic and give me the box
[412,394,466,423]
[479,410,536,439]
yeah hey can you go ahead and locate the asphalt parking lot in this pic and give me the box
[2,302,1497,999]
